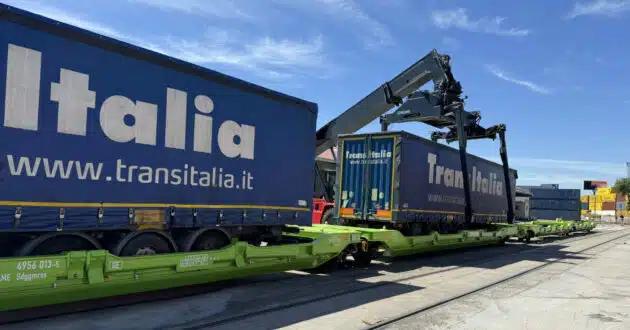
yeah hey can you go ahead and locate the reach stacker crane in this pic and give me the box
[313,49,515,227]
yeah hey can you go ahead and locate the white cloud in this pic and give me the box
[431,8,530,37]
[316,0,393,48]
[485,65,551,94]
[129,0,254,20]
[6,0,129,40]
[565,0,630,19]
[159,31,335,80]
[5,0,334,82]
[272,0,394,48]
[135,0,394,49]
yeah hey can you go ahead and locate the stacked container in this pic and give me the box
[581,188,628,216]
[518,184,581,220]
[616,192,627,211]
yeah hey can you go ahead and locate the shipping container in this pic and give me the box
[0,7,318,236]
[588,201,604,211]
[602,202,616,211]
[597,187,614,195]
[518,184,560,190]
[529,199,580,211]
[519,187,580,200]
[618,210,630,217]
[529,209,581,221]
[334,131,517,229]
[597,194,616,203]
[515,196,530,220]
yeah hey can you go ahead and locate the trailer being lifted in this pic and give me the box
[313,49,516,229]
[309,49,521,266]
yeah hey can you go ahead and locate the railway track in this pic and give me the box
[0,228,609,330]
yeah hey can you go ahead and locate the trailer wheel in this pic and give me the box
[352,239,374,267]
[17,233,102,257]
[524,230,535,243]
[183,229,231,252]
[114,232,176,256]
[496,236,509,245]
[321,208,334,225]
[309,250,347,273]
[323,209,348,226]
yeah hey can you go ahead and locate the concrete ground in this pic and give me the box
[381,226,630,330]
[2,225,628,330]
[273,226,630,330]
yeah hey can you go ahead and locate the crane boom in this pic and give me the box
[315,49,460,156]
[314,48,515,225]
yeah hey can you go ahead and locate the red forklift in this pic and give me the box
[312,150,336,224]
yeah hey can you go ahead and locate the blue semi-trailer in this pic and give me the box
[333,131,517,235]
[0,5,317,257]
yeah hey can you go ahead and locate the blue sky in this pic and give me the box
[4,0,629,192]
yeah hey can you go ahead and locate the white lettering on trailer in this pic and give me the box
[165,87,187,150]
[16,272,47,282]
[100,95,158,146]
[16,259,60,271]
[4,44,41,131]
[193,94,213,153]
[3,44,256,160]
[5,154,256,190]
[427,152,504,196]
[179,254,211,268]
[50,68,96,136]
[345,150,392,160]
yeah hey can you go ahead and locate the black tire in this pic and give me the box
[323,208,349,226]
[352,239,374,267]
[353,251,373,267]
[189,230,231,251]
[118,233,173,256]
[321,208,334,224]
[18,235,98,257]
[309,251,346,273]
